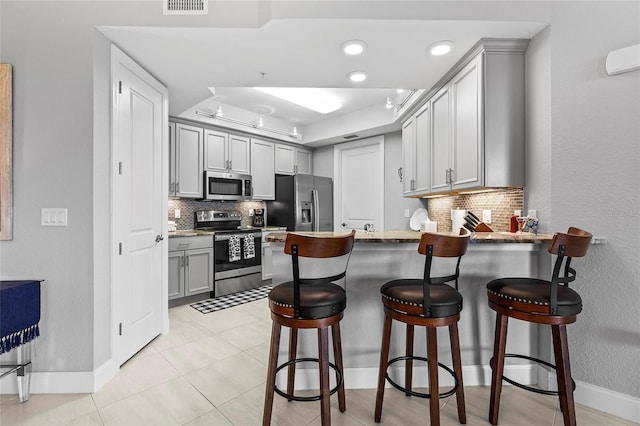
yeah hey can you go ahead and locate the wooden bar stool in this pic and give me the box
[375,230,470,426]
[486,227,592,426]
[263,231,356,426]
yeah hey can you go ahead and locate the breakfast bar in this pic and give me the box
[266,230,553,390]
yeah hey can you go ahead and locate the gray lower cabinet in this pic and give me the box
[168,236,214,300]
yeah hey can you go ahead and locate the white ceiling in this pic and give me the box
[99,18,547,135]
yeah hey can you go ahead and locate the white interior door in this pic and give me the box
[112,46,167,366]
[334,136,384,231]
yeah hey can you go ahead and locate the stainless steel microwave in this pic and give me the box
[203,171,252,201]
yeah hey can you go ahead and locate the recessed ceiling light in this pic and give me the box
[348,71,367,83]
[429,40,455,56]
[254,87,342,114]
[341,40,367,55]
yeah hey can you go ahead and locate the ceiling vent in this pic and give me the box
[343,134,359,139]
[164,0,208,15]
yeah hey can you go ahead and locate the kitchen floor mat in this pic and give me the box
[190,284,272,314]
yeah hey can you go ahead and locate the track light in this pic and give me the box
[385,97,393,109]
[195,110,302,141]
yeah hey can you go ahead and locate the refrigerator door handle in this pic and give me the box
[312,189,319,232]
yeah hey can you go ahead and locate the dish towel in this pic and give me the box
[1,280,41,354]
[244,234,255,260]
[228,235,241,262]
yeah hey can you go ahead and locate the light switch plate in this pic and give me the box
[482,209,492,224]
[42,208,68,226]
[404,209,410,218]
[174,209,181,219]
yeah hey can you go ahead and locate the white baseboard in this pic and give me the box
[0,359,118,395]
[542,370,640,423]
[3,363,637,423]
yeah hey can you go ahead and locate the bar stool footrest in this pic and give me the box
[385,355,458,399]
[273,357,343,402]
[494,354,576,396]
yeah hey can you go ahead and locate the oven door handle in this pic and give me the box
[215,233,257,242]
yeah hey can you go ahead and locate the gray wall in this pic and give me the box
[548,2,640,397]
[0,0,638,400]
[524,26,552,234]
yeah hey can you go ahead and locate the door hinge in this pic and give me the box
[118,161,123,175]
[118,242,123,255]
[118,81,122,94]
[119,323,123,336]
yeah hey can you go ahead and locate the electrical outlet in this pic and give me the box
[527,209,538,219]
[174,209,181,219]
[404,209,410,218]
[249,209,254,216]
[591,236,607,245]
[482,209,492,224]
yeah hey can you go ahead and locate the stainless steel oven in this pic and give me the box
[195,210,262,297]
[203,171,252,201]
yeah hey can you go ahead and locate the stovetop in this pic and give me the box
[194,209,262,234]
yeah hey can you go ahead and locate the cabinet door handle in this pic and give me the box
[170,182,174,192]
[228,160,232,170]
[176,182,180,193]
[294,165,298,174]
[449,168,454,184]
[185,256,189,267]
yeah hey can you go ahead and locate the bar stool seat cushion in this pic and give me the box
[381,279,462,318]
[487,278,582,316]
[269,282,346,319]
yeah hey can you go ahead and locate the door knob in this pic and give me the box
[155,234,164,243]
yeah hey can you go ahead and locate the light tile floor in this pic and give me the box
[1,299,637,425]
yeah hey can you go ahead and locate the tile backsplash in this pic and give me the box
[168,198,265,229]
[427,189,524,232]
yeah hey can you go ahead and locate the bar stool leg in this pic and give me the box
[263,322,282,426]
[489,313,508,425]
[552,325,577,426]
[331,323,346,412]
[449,322,466,424]
[318,327,331,426]
[426,326,440,426]
[405,324,415,396]
[287,328,298,401]
[374,312,393,422]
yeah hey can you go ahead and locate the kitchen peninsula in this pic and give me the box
[266,230,554,390]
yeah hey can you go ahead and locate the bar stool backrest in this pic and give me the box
[418,229,470,258]
[548,227,592,258]
[417,230,470,316]
[284,231,356,317]
[546,227,592,315]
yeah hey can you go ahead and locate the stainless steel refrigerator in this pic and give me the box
[266,175,333,231]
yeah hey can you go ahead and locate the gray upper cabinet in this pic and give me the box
[204,129,251,174]
[430,85,451,193]
[402,102,431,196]
[251,138,275,200]
[275,144,312,175]
[401,39,528,197]
[450,55,483,191]
[171,122,204,198]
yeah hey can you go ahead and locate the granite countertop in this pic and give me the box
[265,230,554,244]
[168,226,286,238]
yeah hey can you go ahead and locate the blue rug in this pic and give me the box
[190,285,272,314]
